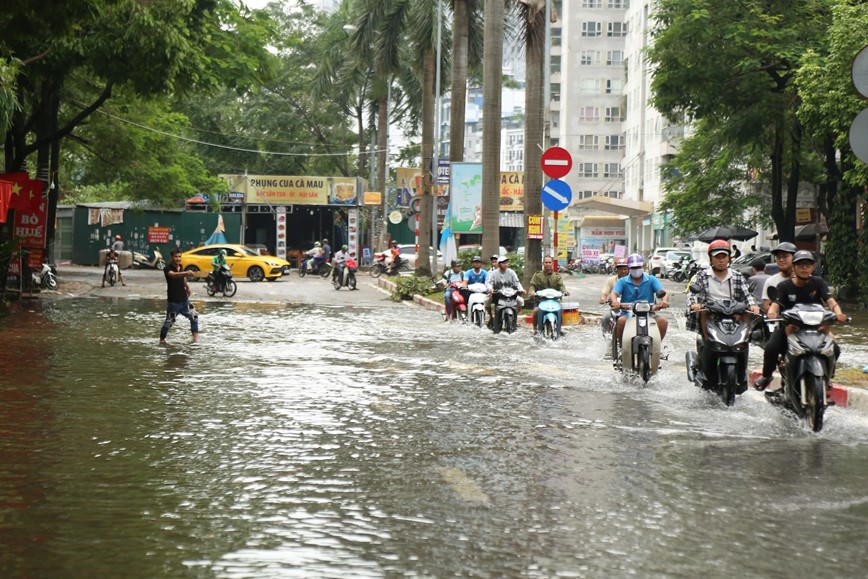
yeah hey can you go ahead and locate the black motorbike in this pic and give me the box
[492,287,520,334]
[299,259,332,278]
[765,287,846,432]
[667,256,692,282]
[332,263,358,290]
[685,297,753,406]
[206,264,237,297]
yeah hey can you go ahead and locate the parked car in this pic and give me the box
[732,251,772,279]
[245,244,270,256]
[648,247,682,275]
[181,244,291,282]
[659,249,692,276]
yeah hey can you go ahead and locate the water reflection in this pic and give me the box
[0,298,866,577]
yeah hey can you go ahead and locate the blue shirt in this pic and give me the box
[465,268,487,285]
[612,273,663,304]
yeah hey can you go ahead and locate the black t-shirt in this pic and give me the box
[164,264,188,303]
[775,276,830,310]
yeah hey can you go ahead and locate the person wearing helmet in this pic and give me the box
[103,233,127,287]
[754,250,846,392]
[686,239,760,339]
[528,255,570,334]
[465,256,488,286]
[760,241,797,311]
[485,255,525,327]
[609,253,670,346]
[388,241,403,275]
[210,248,229,291]
[442,258,467,320]
[489,254,499,272]
[332,244,350,281]
[304,241,325,273]
[599,257,630,335]
[112,234,124,253]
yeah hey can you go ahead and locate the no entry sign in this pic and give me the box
[540,147,573,179]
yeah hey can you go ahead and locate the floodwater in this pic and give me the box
[1,297,867,578]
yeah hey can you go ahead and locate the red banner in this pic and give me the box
[0,180,11,223]
[148,226,171,244]
[13,197,48,249]
[1,172,43,211]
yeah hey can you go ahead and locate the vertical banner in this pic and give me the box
[450,162,483,233]
[396,167,421,207]
[527,214,544,240]
[347,208,359,260]
[276,207,287,259]
[556,212,571,264]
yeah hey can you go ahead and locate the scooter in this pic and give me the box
[32,262,58,290]
[535,288,563,341]
[332,258,358,290]
[466,282,488,327]
[132,248,166,270]
[298,258,332,278]
[369,253,411,278]
[105,260,120,287]
[613,290,666,384]
[685,297,753,406]
[492,287,520,334]
[765,287,847,432]
[444,281,467,322]
[206,264,237,297]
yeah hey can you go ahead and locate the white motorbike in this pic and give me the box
[105,260,120,286]
[132,247,166,270]
[32,263,58,290]
[612,290,667,384]
[467,282,488,327]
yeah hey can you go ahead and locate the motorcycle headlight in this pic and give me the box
[633,302,651,313]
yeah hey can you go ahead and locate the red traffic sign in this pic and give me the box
[540,146,573,179]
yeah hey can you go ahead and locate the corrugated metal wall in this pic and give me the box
[72,206,241,266]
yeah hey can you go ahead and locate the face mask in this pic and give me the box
[630,267,643,279]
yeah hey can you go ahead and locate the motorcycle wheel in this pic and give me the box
[472,310,483,327]
[333,276,341,290]
[544,319,556,341]
[400,262,411,273]
[223,280,237,297]
[321,267,332,279]
[719,363,737,407]
[506,312,516,334]
[638,344,651,384]
[298,266,307,277]
[611,330,620,369]
[108,269,117,287]
[206,281,216,296]
[803,374,826,432]
[493,310,502,334]
[45,274,58,290]
[156,259,166,270]
[348,273,357,290]
[370,264,383,278]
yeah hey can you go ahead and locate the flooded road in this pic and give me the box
[1,295,867,577]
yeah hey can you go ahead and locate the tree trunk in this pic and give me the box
[522,4,546,287]
[416,46,435,278]
[376,90,389,252]
[449,0,469,163]
[481,0,503,259]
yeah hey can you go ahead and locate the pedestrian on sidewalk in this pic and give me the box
[159,248,199,344]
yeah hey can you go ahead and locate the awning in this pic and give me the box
[576,215,625,229]
[500,212,524,228]
[571,196,653,217]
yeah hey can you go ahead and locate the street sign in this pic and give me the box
[541,179,572,212]
[849,108,868,163]
[540,147,573,179]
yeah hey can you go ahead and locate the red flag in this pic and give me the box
[2,172,42,211]
[0,180,11,223]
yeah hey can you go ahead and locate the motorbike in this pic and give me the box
[685,297,753,406]
[612,290,666,384]
[105,260,120,287]
[466,282,488,327]
[765,287,847,432]
[492,287,521,334]
[534,288,564,341]
[298,258,332,278]
[332,258,358,290]
[132,248,166,270]
[681,259,703,287]
[206,264,237,297]
[369,253,411,278]
[667,256,691,282]
[31,262,58,290]
[444,281,467,322]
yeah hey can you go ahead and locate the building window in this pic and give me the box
[580,50,601,66]
[551,28,561,49]
[604,163,623,178]
[579,135,599,150]
[605,134,625,150]
[608,0,629,8]
[605,107,623,122]
[551,83,560,102]
[606,50,624,66]
[606,78,623,95]
[579,78,601,94]
[578,163,599,178]
[579,107,600,122]
[582,22,602,37]
[580,190,596,199]
[607,22,628,37]
[582,0,602,7]
[550,55,561,75]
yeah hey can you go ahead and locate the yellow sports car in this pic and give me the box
[180,244,291,282]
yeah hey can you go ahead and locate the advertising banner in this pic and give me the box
[450,163,483,233]
[148,226,171,244]
[347,208,360,260]
[396,168,421,207]
[527,214,543,240]
[500,172,524,211]
[221,175,358,206]
[13,198,47,249]
[275,207,287,259]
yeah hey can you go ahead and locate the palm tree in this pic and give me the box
[481,0,504,259]
[513,0,546,286]
[448,0,483,163]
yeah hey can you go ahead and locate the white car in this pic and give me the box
[648,247,681,275]
[659,249,692,276]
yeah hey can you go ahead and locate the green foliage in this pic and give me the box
[389,274,438,301]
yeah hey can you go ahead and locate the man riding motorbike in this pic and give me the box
[528,255,570,333]
[609,253,670,347]
[442,259,467,320]
[388,241,403,275]
[485,256,525,328]
[599,257,629,332]
[761,242,797,312]
[305,241,324,272]
[332,244,349,281]
[211,248,228,291]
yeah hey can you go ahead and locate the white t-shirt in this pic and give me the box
[761,272,790,302]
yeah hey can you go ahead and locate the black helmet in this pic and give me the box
[490,254,498,261]
[450,259,461,267]
[792,250,815,264]
[472,255,482,262]
[772,242,797,255]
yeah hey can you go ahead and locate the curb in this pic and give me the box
[748,370,868,412]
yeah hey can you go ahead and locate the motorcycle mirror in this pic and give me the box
[655,290,667,298]
[687,283,700,294]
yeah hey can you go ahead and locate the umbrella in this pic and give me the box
[794,223,828,241]
[695,225,758,242]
